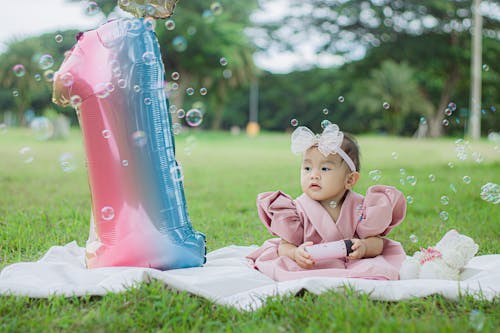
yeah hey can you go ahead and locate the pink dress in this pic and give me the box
[246,185,407,281]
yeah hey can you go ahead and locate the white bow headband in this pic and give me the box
[291,124,357,172]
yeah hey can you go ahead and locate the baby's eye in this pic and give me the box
[321,167,331,171]
[303,166,311,172]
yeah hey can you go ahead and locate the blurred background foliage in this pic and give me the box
[0,0,498,137]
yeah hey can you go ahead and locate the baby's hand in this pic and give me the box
[294,241,315,269]
[348,238,367,259]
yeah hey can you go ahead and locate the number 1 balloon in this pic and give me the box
[52,18,206,270]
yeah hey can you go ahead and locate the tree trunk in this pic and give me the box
[429,33,461,138]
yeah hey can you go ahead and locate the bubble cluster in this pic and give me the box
[186,109,203,127]
[368,169,382,182]
[480,182,499,204]
[12,64,26,77]
[101,206,115,221]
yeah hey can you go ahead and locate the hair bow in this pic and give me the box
[291,124,356,172]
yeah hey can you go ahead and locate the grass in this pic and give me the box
[0,127,499,332]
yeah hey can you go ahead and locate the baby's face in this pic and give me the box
[300,146,350,203]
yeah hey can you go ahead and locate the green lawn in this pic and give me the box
[0,127,499,332]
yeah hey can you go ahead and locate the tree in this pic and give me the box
[349,60,432,135]
[66,0,259,130]
[257,0,500,137]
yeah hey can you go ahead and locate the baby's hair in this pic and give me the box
[341,133,360,172]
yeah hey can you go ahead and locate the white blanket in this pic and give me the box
[1,242,499,310]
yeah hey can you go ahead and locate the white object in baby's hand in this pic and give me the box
[305,240,353,261]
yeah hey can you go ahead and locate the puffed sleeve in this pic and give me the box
[356,185,406,239]
[256,191,304,246]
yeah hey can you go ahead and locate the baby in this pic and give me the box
[247,124,407,281]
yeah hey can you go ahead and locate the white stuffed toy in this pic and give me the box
[400,229,479,280]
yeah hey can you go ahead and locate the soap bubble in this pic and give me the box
[144,17,156,31]
[59,153,76,173]
[439,211,449,221]
[186,109,203,127]
[472,152,484,164]
[440,195,449,205]
[322,108,329,115]
[172,36,188,52]
[407,175,417,186]
[391,152,398,160]
[169,105,178,113]
[338,96,344,103]
[482,64,489,71]
[290,118,298,127]
[19,146,34,164]
[442,119,449,127]
[383,102,390,110]
[38,54,54,70]
[55,34,64,43]
[12,89,20,97]
[463,176,471,184]
[132,130,147,147]
[428,174,436,182]
[368,169,382,182]
[12,64,26,77]
[409,234,418,243]
[186,87,195,96]
[448,162,455,168]
[219,57,228,66]
[450,183,457,193]
[61,73,74,87]
[31,117,54,140]
[210,2,223,15]
[121,160,129,167]
[448,102,457,111]
[419,117,427,125]
[70,95,82,108]
[144,97,152,105]
[85,1,100,16]
[34,74,42,81]
[133,85,141,93]
[171,72,180,80]
[321,119,332,129]
[165,19,176,30]
[199,87,208,95]
[222,69,232,79]
[177,109,185,118]
[102,129,112,139]
[469,309,485,331]
[444,108,453,116]
[406,196,414,204]
[329,200,337,209]
[101,206,115,221]
[44,70,55,82]
[117,79,127,89]
[480,182,500,204]
[142,51,156,65]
